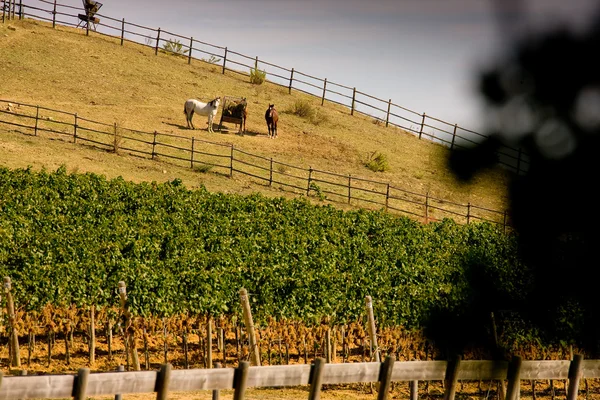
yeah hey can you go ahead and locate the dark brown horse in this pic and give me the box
[265,104,279,138]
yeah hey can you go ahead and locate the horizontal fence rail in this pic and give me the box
[3,0,530,175]
[0,356,596,400]
[0,99,513,229]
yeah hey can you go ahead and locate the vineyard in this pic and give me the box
[0,163,596,399]
[0,166,526,323]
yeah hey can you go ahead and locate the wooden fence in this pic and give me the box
[0,99,511,229]
[2,0,531,175]
[0,356,598,400]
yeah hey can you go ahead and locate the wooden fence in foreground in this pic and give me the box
[0,356,596,400]
[2,0,530,175]
[0,100,511,229]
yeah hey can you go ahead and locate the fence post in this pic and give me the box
[419,113,426,139]
[188,36,193,64]
[73,113,78,143]
[410,378,418,400]
[2,0,5,23]
[567,354,583,400]
[120,18,124,45]
[114,365,124,400]
[4,277,20,368]
[52,0,56,28]
[505,356,522,400]
[308,358,325,400]
[385,99,391,127]
[385,184,390,211]
[269,158,273,186]
[222,47,227,74]
[239,288,260,366]
[73,368,90,400]
[233,361,249,400]
[288,68,294,94]
[18,0,21,19]
[307,167,312,196]
[152,131,157,159]
[86,14,89,36]
[113,122,118,152]
[378,355,395,400]
[229,145,234,177]
[365,296,380,362]
[34,105,39,136]
[155,363,172,400]
[425,192,429,223]
[450,124,458,150]
[190,137,195,169]
[350,87,356,115]
[443,355,460,400]
[154,28,162,55]
[347,174,351,204]
[466,203,471,224]
[321,78,327,106]
[212,362,222,400]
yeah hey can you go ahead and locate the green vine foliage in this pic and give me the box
[0,166,530,330]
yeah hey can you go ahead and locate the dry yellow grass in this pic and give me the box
[0,18,510,220]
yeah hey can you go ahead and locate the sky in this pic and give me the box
[39,0,600,133]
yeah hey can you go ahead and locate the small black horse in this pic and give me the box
[265,104,279,138]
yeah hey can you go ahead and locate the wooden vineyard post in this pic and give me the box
[207,314,213,368]
[89,305,95,365]
[351,87,356,115]
[419,113,426,139]
[4,277,20,368]
[222,47,227,74]
[365,295,380,362]
[307,167,312,196]
[73,113,78,143]
[239,288,260,366]
[2,0,5,24]
[188,37,193,64]
[118,281,140,371]
[321,78,327,106]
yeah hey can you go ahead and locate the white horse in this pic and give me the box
[183,97,221,132]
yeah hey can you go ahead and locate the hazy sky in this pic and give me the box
[49,0,600,132]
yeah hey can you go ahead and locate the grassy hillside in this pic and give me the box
[0,18,510,218]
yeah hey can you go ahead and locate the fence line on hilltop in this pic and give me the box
[0,100,511,228]
[2,0,530,175]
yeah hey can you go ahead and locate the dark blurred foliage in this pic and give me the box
[441,6,600,356]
